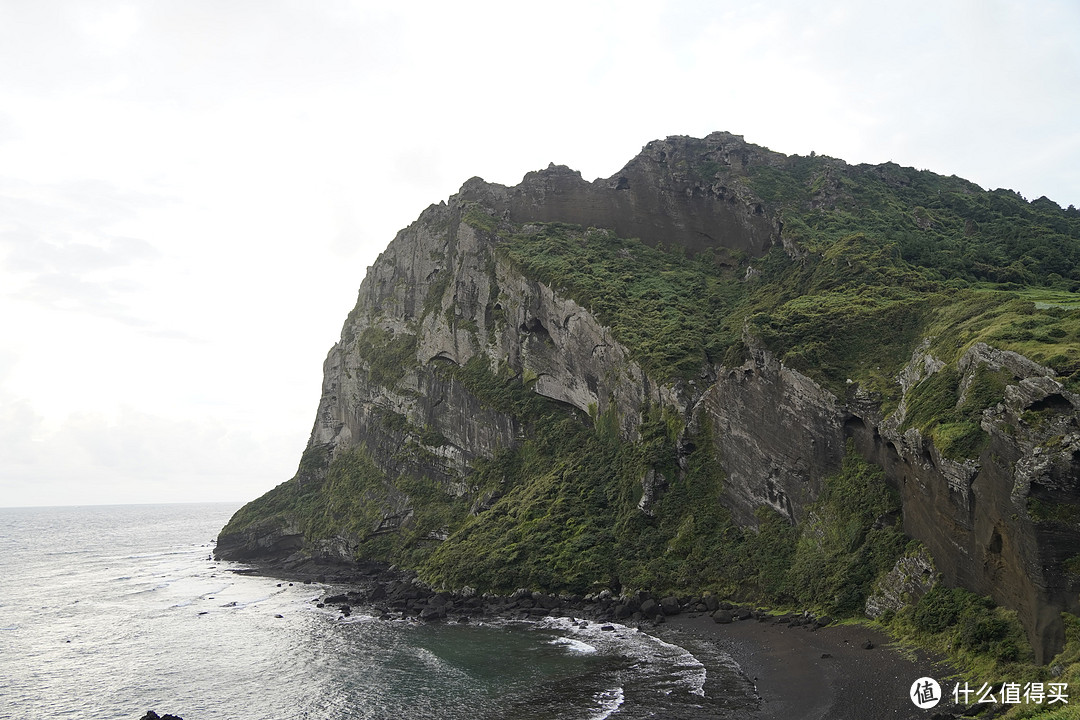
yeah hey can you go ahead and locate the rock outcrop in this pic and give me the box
[217,132,1080,663]
[865,546,939,619]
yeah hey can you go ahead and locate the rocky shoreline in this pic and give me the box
[225,557,979,720]
[236,556,834,630]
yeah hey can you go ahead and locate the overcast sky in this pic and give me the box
[1,0,1078,508]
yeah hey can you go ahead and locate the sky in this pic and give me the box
[1,0,1078,508]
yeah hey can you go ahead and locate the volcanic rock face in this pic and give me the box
[218,132,1080,662]
[308,205,677,481]
[456,134,780,259]
[847,344,1080,661]
[693,348,848,526]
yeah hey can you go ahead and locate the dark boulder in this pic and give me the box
[659,596,681,616]
[711,610,733,624]
[535,593,562,610]
[419,605,447,621]
[640,598,661,618]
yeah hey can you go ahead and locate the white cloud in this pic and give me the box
[1,0,1078,506]
[0,399,302,507]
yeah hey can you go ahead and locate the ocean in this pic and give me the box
[0,503,754,719]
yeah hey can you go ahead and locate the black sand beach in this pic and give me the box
[663,613,959,720]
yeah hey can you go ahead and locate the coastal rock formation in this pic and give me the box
[218,132,1080,663]
[864,546,939,618]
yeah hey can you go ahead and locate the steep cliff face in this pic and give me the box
[457,133,780,259]
[218,132,1080,663]
[693,348,848,526]
[849,344,1079,662]
[309,206,678,482]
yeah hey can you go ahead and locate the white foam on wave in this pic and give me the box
[655,632,707,697]
[335,612,380,625]
[410,645,472,682]
[588,686,625,720]
[199,585,230,598]
[549,635,597,654]
[537,616,707,698]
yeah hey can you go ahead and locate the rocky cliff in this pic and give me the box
[218,132,1080,664]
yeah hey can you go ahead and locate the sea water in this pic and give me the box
[0,504,754,719]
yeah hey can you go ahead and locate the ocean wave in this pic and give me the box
[335,612,380,625]
[588,686,625,720]
[653,635,707,698]
[122,582,173,597]
[537,616,708,698]
[549,636,597,654]
[119,549,193,560]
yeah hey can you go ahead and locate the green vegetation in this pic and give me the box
[495,205,1079,403]
[1027,497,1080,526]
[871,580,1080,720]
[220,445,334,539]
[500,225,745,382]
[227,359,906,605]
[419,373,908,602]
[744,158,1080,288]
[462,204,499,233]
[738,155,1080,396]
[901,364,1012,460]
[877,583,1036,690]
[220,444,467,568]
[786,446,906,615]
[423,267,453,317]
[354,326,418,388]
[745,236,933,397]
